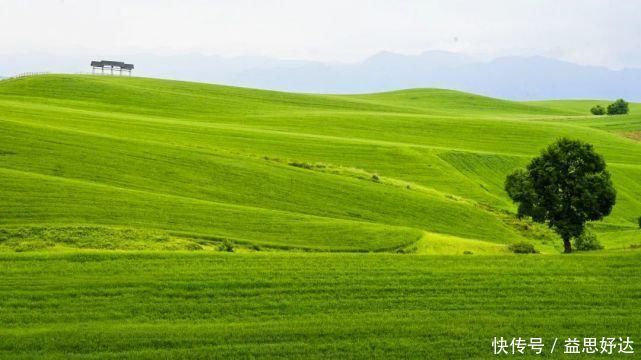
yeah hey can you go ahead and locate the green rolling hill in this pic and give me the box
[0,74,640,253]
[2,74,641,359]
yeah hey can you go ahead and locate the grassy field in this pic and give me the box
[1,252,640,359]
[0,74,640,253]
[0,75,640,358]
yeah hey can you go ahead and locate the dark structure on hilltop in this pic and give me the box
[90,60,134,76]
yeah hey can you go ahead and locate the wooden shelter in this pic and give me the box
[90,60,134,76]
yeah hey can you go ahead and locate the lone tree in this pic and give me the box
[505,138,616,253]
[590,105,605,115]
[607,99,629,115]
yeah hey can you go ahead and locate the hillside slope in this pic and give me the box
[0,75,639,253]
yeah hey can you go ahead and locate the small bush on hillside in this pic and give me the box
[607,99,629,115]
[573,231,603,251]
[638,216,641,229]
[289,162,314,170]
[508,242,538,254]
[590,105,605,115]
[463,250,473,255]
[371,174,380,182]
[218,239,234,252]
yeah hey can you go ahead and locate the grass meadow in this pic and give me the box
[0,75,640,358]
[1,252,640,359]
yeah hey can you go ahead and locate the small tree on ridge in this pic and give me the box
[607,99,629,115]
[590,105,605,115]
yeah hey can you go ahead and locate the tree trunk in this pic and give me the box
[563,237,572,253]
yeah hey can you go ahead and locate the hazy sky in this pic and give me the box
[2,0,640,68]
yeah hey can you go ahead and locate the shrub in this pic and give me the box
[607,99,629,115]
[638,216,641,229]
[573,231,603,251]
[590,105,605,115]
[289,162,314,170]
[218,239,234,252]
[371,174,380,182]
[463,250,473,255]
[508,242,538,254]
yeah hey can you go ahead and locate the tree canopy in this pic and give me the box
[607,99,629,115]
[590,105,605,115]
[505,138,616,253]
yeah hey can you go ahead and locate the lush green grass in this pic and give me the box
[1,75,641,358]
[0,252,640,359]
[1,74,640,253]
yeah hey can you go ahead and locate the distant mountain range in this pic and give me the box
[1,51,640,100]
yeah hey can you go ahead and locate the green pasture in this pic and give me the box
[1,75,640,359]
[0,75,639,253]
[0,252,639,359]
